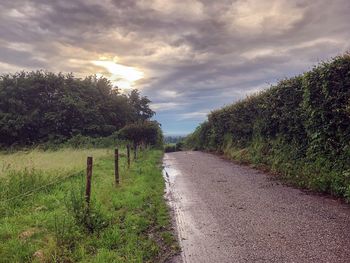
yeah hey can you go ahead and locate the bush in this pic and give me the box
[164,144,176,153]
[64,134,121,149]
[118,121,163,148]
[164,141,183,153]
[185,53,350,201]
[65,184,109,233]
[175,141,184,151]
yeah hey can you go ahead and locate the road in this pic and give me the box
[163,151,350,263]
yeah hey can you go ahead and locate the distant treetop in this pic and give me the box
[0,70,156,146]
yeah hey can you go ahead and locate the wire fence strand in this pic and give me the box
[0,169,84,204]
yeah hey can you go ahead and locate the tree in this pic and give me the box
[118,121,163,148]
[128,89,155,122]
[0,71,156,146]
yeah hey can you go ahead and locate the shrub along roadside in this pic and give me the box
[164,141,184,153]
[0,149,179,262]
[185,53,350,201]
[118,121,164,149]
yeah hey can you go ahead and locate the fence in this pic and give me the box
[0,144,137,206]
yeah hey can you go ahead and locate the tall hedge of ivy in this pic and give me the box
[185,54,350,199]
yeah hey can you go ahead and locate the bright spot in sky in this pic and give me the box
[92,60,144,89]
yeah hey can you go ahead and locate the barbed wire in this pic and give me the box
[0,169,84,204]
[0,149,135,205]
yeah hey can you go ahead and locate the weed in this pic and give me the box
[65,181,109,234]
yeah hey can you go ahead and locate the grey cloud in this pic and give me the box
[0,46,47,68]
[0,0,349,134]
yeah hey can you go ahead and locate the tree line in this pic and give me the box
[0,71,159,147]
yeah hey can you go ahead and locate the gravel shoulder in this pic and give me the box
[163,151,350,263]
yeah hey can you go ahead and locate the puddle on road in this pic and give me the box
[162,155,181,195]
[162,154,225,263]
[163,166,180,186]
[162,155,185,262]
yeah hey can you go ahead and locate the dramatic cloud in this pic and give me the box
[0,0,349,134]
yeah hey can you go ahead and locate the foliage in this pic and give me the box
[128,89,155,122]
[0,168,48,203]
[63,134,122,149]
[164,141,184,153]
[184,121,215,150]
[65,184,109,234]
[0,148,179,262]
[118,120,163,147]
[164,144,176,153]
[185,53,350,200]
[164,136,185,144]
[0,71,154,147]
[175,141,184,151]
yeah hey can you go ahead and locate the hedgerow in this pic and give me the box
[185,53,350,200]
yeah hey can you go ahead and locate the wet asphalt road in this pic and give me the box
[163,151,350,263]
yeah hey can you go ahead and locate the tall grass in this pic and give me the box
[0,148,178,262]
[0,148,111,178]
[0,148,111,213]
[222,137,350,201]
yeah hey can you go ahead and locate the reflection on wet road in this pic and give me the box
[163,151,350,263]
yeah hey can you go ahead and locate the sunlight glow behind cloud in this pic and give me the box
[0,0,349,134]
[226,0,304,33]
[92,60,144,89]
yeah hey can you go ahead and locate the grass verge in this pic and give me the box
[221,138,350,202]
[0,148,179,262]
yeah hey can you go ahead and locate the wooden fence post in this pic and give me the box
[134,144,137,160]
[127,144,130,169]
[115,148,119,185]
[85,156,93,206]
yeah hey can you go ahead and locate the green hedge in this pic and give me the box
[185,54,350,200]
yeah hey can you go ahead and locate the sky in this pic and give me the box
[0,0,349,135]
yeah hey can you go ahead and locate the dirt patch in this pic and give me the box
[33,250,45,262]
[18,228,38,240]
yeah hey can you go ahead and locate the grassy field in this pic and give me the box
[0,147,178,262]
[0,148,111,178]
